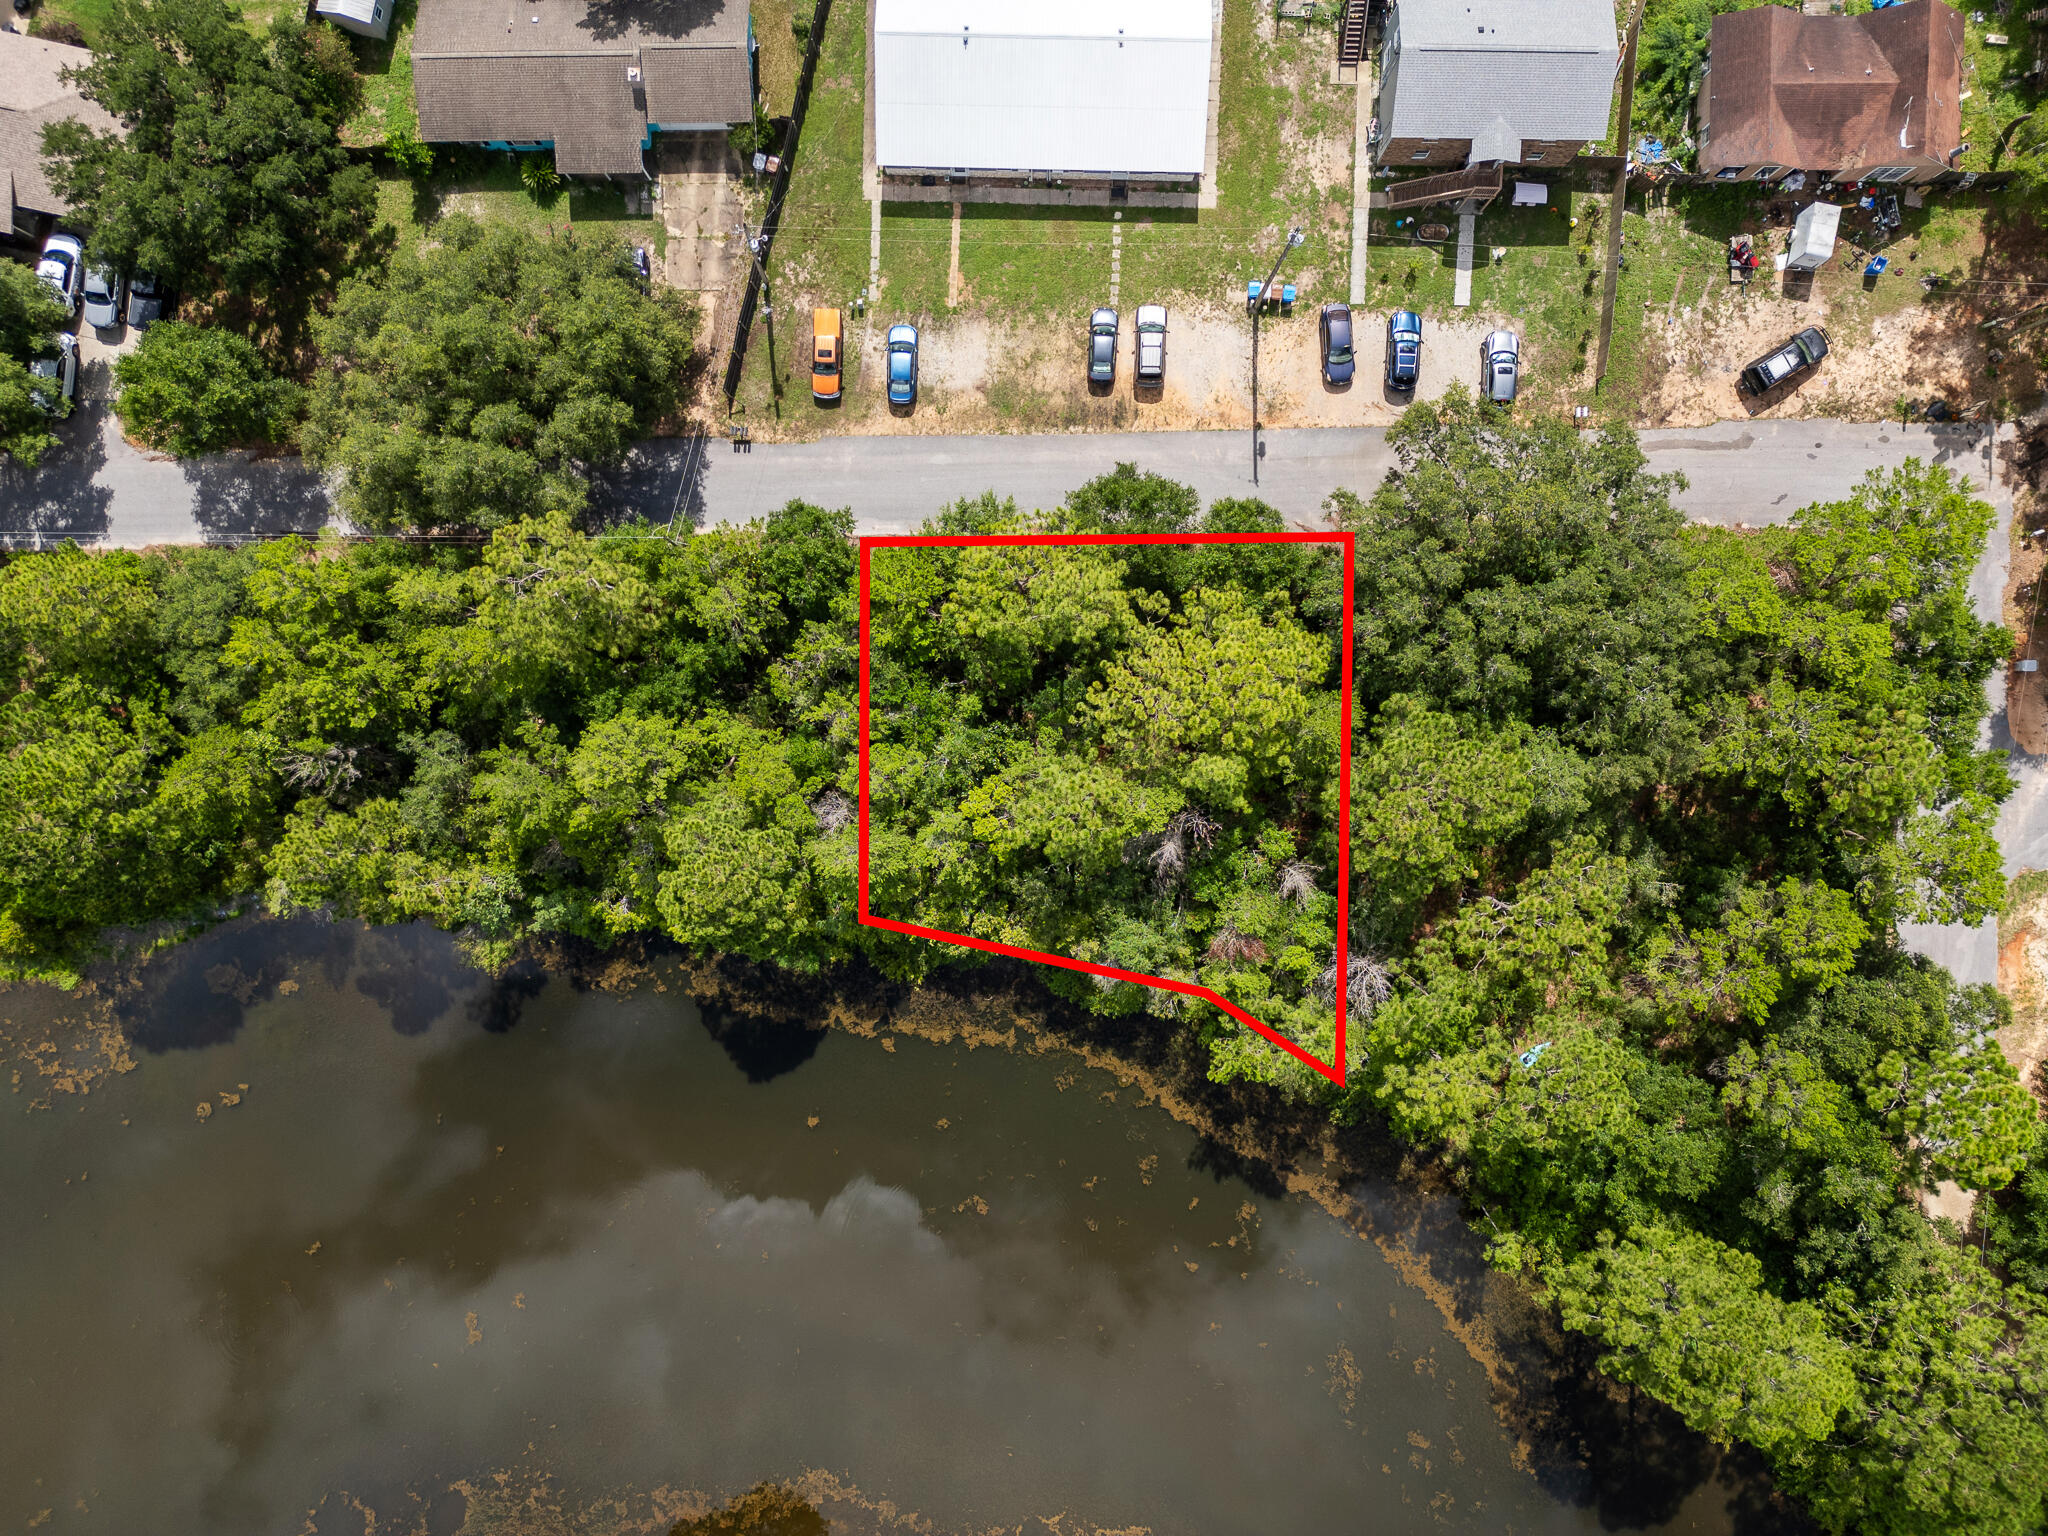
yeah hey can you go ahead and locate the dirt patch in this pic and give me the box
[1637,281,2015,427]
[2005,488,2048,755]
[732,305,1501,443]
[1998,877,2048,1107]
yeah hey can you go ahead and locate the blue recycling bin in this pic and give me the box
[1281,283,1296,305]
[1247,279,1262,304]
[1865,255,1889,277]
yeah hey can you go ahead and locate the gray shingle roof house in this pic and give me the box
[412,0,754,178]
[1374,0,1618,170]
[0,31,120,239]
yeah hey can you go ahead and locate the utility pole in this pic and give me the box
[739,218,782,414]
[1250,228,1304,486]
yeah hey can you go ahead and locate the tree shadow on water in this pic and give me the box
[118,914,359,1051]
[697,999,827,1082]
[1185,1132,1291,1199]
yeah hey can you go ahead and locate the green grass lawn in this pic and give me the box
[753,0,804,117]
[375,154,667,255]
[339,0,418,149]
[34,0,294,45]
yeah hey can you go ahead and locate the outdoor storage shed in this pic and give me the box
[312,0,392,41]
[874,0,1215,182]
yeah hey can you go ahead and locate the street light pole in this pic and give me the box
[1251,227,1304,486]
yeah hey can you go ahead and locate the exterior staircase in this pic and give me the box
[1384,163,1504,211]
[1338,0,1367,67]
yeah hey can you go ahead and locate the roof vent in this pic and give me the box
[627,64,642,82]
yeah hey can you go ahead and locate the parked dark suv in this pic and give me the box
[1740,326,1830,395]
[1385,310,1421,390]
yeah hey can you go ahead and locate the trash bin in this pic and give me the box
[1864,255,1889,277]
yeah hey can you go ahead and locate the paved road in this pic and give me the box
[606,417,2006,533]
[0,402,2022,981]
[1,407,2005,544]
[0,405,329,549]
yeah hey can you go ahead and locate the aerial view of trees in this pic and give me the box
[301,218,700,531]
[0,401,2042,1536]
[40,0,376,308]
[112,322,303,456]
[0,261,72,468]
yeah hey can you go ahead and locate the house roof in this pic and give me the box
[412,0,751,173]
[873,0,1212,176]
[1379,0,1618,154]
[0,31,121,221]
[1700,0,1964,172]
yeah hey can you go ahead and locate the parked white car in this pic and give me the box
[36,232,84,310]
[28,333,78,414]
[1135,303,1167,387]
[82,265,123,330]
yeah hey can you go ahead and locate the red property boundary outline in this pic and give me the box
[855,532,1356,1087]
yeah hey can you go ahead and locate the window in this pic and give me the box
[1865,164,1915,182]
[1525,150,1546,162]
[1755,165,1783,180]
[1410,145,1434,160]
[1716,167,1742,179]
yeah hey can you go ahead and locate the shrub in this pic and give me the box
[112,322,302,457]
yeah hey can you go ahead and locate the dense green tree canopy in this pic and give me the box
[0,411,2040,1536]
[41,0,376,303]
[301,218,699,532]
[113,321,302,456]
[0,258,72,467]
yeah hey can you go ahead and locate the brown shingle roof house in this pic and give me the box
[1697,0,1964,184]
[412,0,755,178]
[0,31,121,238]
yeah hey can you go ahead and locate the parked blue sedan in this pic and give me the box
[887,323,918,405]
[1385,310,1422,390]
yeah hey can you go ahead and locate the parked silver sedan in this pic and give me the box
[1481,329,1520,404]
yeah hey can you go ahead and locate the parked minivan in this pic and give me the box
[811,307,842,403]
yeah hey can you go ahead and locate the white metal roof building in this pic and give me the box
[874,0,1214,181]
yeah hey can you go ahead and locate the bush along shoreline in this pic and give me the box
[2,396,2045,1536]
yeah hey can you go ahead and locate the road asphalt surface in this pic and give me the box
[0,406,2022,985]
[0,406,2005,543]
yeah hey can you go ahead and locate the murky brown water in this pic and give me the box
[3,920,1787,1536]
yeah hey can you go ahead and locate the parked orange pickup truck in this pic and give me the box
[811,307,842,403]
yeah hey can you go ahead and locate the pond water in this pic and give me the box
[2,921,1787,1536]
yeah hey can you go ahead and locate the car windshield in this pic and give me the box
[1329,345,1352,364]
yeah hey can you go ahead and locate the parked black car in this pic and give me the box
[1740,326,1830,395]
[1319,302,1354,384]
[1088,307,1118,385]
[125,272,167,330]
